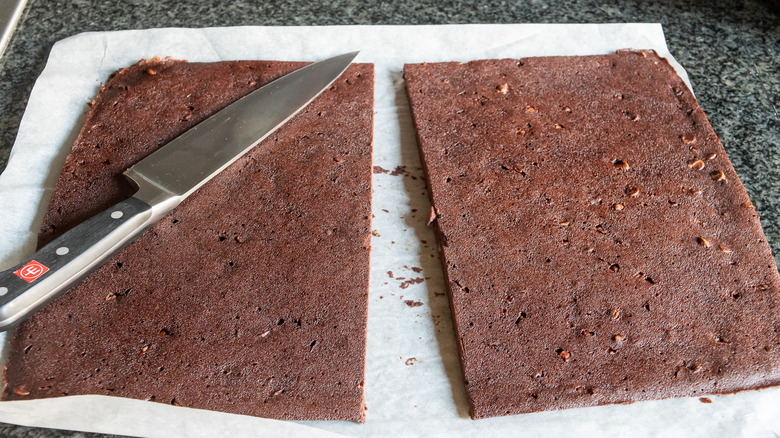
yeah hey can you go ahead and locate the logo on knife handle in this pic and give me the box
[14,261,49,283]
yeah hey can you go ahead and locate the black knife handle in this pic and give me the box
[0,196,153,330]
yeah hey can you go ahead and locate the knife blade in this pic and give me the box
[0,51,359,330]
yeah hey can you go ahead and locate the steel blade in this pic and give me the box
[125,51,358,198]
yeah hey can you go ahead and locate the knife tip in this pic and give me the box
[343,51,360,61]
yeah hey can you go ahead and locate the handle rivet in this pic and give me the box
[0,287,7,296]
[111,211,124,219]
[56,247,70,256]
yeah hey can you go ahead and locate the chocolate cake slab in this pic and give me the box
[404,51,780,419]
[2,59,373,422]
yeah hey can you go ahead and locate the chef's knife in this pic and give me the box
[0,51,359,331]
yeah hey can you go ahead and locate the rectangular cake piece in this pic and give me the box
[3,58,374,422]
[404,51,780,419]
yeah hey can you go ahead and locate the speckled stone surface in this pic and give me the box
[0,0,777,436]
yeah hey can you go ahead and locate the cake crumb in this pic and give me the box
[427,206,437,225]
[372,165,406,176]
[400,278,425,289]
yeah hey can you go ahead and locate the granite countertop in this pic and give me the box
[0,0,777,436]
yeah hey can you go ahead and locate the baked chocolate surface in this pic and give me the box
[3,59,373,422]
[404,51,780,419]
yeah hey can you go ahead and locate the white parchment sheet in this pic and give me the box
[0,24,778,437]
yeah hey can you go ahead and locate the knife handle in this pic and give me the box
[0,197,153,330]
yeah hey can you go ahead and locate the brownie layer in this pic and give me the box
[4,58,373,422]
[404,51,780,418]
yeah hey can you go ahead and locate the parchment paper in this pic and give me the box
[0,24,777,437]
